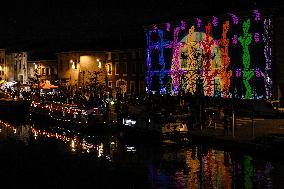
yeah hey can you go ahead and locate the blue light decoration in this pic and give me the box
[144,9,274,99]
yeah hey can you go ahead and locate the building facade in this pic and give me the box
[144,9,276,100]
[5,52,28,84]
[27,59,57,84]
[57,49,146,99]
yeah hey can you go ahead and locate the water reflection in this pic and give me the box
[0,119,282,188]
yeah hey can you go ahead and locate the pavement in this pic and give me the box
[187,116,284,156]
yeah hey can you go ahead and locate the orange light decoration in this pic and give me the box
[219,21,232,98]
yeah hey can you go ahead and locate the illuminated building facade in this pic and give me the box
[5,52,28,84]
[145,9,274,100]
[27,60,57,83]
[57,49,146,99]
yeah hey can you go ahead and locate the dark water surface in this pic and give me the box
[0,118,283,189]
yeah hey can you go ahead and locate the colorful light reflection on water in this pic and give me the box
[0,120,282,188]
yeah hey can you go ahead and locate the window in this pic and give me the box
[108,81,112,88]
[106,63,112,75]
[132,52,136,59]
[130,81,135,93]
[115,63,119,75]
[46,68,50,76]
[122,62,127,75]
[107,52,112,60]
[60,60,63,71]
[114,53,119,60]
[132,63,137,75]
[42,68,45,75]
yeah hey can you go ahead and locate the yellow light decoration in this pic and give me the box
[185,26,198,94]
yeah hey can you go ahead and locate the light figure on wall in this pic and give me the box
[200,23,218,96]
[219,21,232,98]
[170,26,183,95]
[185,26,198,94]
[144,10,273,100]
[262,18,273,99]
[238,19,254,99]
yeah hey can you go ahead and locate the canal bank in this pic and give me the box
[187,125,284,160]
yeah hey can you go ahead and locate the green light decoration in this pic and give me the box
[243,155,253,189]
[238,19,254,99]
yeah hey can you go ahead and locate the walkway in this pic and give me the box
[187,116,284,156]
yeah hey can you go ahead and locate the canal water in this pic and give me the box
[0,117,283,189]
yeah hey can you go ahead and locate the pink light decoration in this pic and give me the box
[229,13,239,25]
[255,68,261,77]
[152,24,157,32]
[196,18,202,28]
[236,68,242,77]
[253,10,261,21]
[254,33,260,43]
[166,23,171,31]
[212,16,218,27]
[181,20,186,30]
[232,35,238,44]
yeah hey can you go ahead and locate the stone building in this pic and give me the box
[5,52,28,84]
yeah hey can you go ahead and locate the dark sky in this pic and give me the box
[0,0,279,55]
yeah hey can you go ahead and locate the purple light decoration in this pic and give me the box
[212,16,218,27]
[196,18,202,28]
[262,18,273,99]
[214,40,219,45]
[229,13,239,25]
[180,20,186,30]
[255,68,261,77]
[263,18,272,70]
[152,24,157,32]
[166,22,171,31]
[253,10,261,21]
[236,68,242,77]
[254,33,260,43]
[232,34,238,44]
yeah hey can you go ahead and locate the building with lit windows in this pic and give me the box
[5,52,28,84]
[56,49,146,99]
[27,59,57,84]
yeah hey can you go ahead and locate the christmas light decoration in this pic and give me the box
[262,18,273,98]
[196,18,202,28]
[232,35,238,44]
[253,9,261,21]
[254,33,260,43]
[212,16,218,27]
[144,10,273,100]
[239,19,254,99]
[218,21,232,98]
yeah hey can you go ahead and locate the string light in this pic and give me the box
[145,10,273,99]
[238,19,253,99]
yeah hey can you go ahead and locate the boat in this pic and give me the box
[161,114,191,145]
[29,100,107,132]
[0,91,31,118]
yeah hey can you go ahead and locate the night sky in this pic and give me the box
[0,0,279,56]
